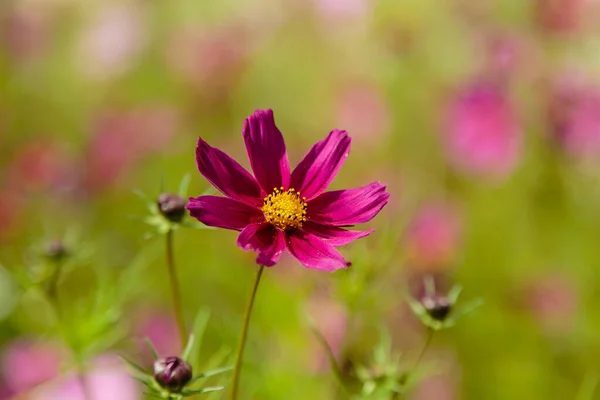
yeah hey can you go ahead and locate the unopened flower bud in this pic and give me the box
[153,356,192,393]
[44,240,68,262]
[157,193,187,222]
[422,296,452,321]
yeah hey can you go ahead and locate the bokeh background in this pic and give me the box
[2,0,600,399]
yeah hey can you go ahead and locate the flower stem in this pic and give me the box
[230,265,264,400]
[398,328,434,395]
[166,229,187,349]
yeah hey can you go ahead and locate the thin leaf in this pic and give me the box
[447,285,463,303]
[182,334,195,363]
[190,366,233,383]
[178,173,192,197]
[145,337,160,360]
[120,355,148,375]
[182,386,224,396]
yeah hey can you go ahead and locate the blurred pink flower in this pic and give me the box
[1,339,62,394]
[76,5,146,81]
[525,273,578,335]
[306,295,348,372]
[312,0,371,25]
[547,75,600,161]
[334,83,390,147]
[26,354,140,400]
[1,5,51,62]
[134,309,181,361]
[410,370,457,400]
[405,203,461,272]
[167,25,249,99]
[4,140,76,195]
[83,106,179,192]
[536,0,586,33]
[0,189,23,241]
[443,82,522,180]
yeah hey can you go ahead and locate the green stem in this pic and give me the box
[230,265,264,400]
[400,328,434,393]
[166,229,187,349]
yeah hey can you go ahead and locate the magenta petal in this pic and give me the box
[237,223,286,266]
[243,109,290,193]
[286,231,350,271]
[196,137,262,206]
[290,129,351,200]
[309,182,389,226]
[302,221,374,246]
[187,195,263,231]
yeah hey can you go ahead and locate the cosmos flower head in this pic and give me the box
[187,109,389,271]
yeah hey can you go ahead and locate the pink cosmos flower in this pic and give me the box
[186,109,389,271]
[443,82,522,180]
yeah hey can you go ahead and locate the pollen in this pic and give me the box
[262,187,307,231]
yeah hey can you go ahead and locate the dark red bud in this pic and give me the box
[153,356,192,393]
[157,193,187,223]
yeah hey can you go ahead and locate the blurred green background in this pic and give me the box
[2,0,600,399]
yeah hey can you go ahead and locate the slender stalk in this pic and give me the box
[45,260,92,400]
[310,325,352,397]
[166,229,187,348]
[230,265,264,400]
[404,328,434,388]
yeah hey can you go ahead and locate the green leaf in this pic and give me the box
[190,366,233,383]
[120,355,148,375]
[182,334,195,363]
[181,386,224,396]
[447,284,463,303]
[145,337,160,360]
[178,173,192,197]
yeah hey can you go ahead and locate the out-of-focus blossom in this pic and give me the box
[167,25,250,100]
[83,107,179,192]
[1,5,52,62]
[1,339,62,394]
[187,109,389,270]
[410,370,457,400]
[27,354,140,400]
[443,82,522,180]
[306,295,348,371]
[483,34,521,85]
[334,83,390,147]
[0,189,23,241]
[547,75,600,161]
[4,140,77,195]
[525,273,578,335]
[404,203,462,272]
[134,309,181,360]
[311,0,372,27]
[536,0,586,33]
[76,4,146,81]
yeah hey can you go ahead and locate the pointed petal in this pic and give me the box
[187,196,263,231]
[286,231,350,271]
[308,182,389,226]
[195,137,262,206]
[237,223,286,266]
[302,221,374,246]
[242,109,290,193]
[290,129,351,200]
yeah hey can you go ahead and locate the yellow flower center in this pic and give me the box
[262,187,307,231]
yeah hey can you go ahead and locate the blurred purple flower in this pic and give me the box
[334,83,390,147]
[187,109,389,271]
[405,203,462,272]
[1,339,62,394]
[76,4,146,81]
[443,82,522,180]
[548,75,600,161]
[83,107,179,192]
[26,355,140,400]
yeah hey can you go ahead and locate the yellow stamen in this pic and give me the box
[262,187,307,231]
